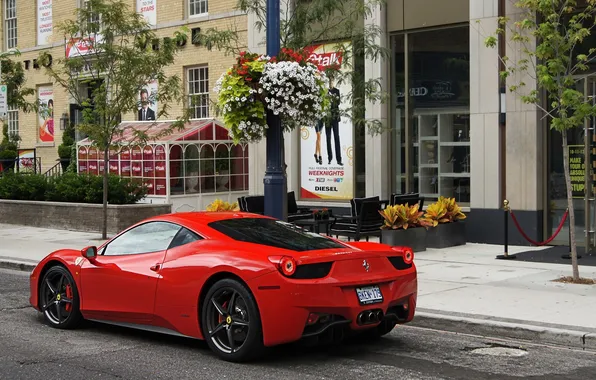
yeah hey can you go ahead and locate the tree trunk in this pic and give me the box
[561,129,580,281]
[102,147,109,240]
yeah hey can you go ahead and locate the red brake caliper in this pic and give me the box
[65,285,73,312]
[218,301,228,324]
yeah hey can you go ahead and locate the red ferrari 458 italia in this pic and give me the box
[29,212,417,362]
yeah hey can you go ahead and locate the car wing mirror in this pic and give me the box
[81,246,97,259]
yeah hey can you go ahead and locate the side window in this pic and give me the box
[102,222,182,256]
[168,227,202,249]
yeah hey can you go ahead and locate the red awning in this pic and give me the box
[77,118,232,145]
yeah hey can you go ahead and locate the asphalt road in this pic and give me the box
[1,268,595,380]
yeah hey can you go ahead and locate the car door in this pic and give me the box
[152,227,205,335]
[79,221,183,325]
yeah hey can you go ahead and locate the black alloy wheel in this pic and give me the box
[39,265,83,329]
[201,278,265,362]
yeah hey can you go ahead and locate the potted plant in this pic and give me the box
[423,196,467,248]
[0,125,19,174]
[214,48,331,144]
[206,199,239,211]
[57,120,75,173]
[379,203,431,252]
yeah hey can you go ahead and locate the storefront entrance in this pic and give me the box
[547,75,596,250]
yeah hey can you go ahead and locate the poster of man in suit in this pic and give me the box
[137,80,158,121]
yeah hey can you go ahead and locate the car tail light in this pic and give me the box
[268,256,333,279]
[389,246,415,270]
[279,256,296,276]
[403,248,414,264]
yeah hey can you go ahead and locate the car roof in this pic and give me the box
[144,211,272,227]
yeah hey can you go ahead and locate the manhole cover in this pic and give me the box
[470,347,528,357]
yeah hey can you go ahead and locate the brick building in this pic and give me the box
[1,0,247,175]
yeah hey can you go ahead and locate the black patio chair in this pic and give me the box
[328,199,383,242]
[391,192,425,210]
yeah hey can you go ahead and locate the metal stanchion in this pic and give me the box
[497,199,516,260]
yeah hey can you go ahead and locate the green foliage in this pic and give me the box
[0,124,19,160]
[58,120,76,161]
[38,0,193,152]
[0,172,147,204]
[194,0,390,135]
[484,0,596,132]
[0,50,38,113]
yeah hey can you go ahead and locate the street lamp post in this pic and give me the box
[263,0,288,220]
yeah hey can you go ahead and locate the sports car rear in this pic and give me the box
[248,247,417,347]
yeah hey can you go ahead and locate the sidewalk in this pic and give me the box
[1,223,595,349]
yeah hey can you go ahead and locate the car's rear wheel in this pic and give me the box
[200,278,265,362]
[39,265,83,329]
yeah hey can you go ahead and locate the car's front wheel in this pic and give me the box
[200,278,265,362]
[39,265,83,329]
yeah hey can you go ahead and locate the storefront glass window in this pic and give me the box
[391,25,470,205]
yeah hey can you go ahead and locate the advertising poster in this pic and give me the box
[143,146,155,177]
[299,42,353,200]
[77,147,88,173]
[38,86,54,143]
[120,148,131,176]
[37,0,53,45]
[17,149,36,172]
[137,0,156,26]
[569,145,586,198]
[137,80,158,121]
[154,144,166,195]
[65,35,103,58]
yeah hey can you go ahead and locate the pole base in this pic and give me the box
[496,254,517,260]
[561,254,582,260]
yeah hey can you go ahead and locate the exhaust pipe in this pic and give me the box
[368,311,377,323]
[357,310,384,325]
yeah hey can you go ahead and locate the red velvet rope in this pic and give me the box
[509,209,569,246]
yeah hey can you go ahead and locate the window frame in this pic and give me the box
[186,65,210,119]
[188,0,208,18]
[7,104,18,138]
[4,0,17,50]
[79,0,102,35]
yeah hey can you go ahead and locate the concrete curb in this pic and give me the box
[0,260,35,272]
[411,311,596,350]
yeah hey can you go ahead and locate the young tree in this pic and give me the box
[38,0,193,239]
[194,0,389,134]
[483,0,596,281]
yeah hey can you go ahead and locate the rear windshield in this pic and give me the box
[208,218,347,252]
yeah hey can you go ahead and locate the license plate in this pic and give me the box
[356,285,383,305]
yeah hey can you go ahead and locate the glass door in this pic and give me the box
[547,75,596,248]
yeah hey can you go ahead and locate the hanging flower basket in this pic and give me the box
[214,48,332,144]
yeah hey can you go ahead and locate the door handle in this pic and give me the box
[150,263,161,272]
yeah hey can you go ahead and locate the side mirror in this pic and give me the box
[81,246,97,259]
